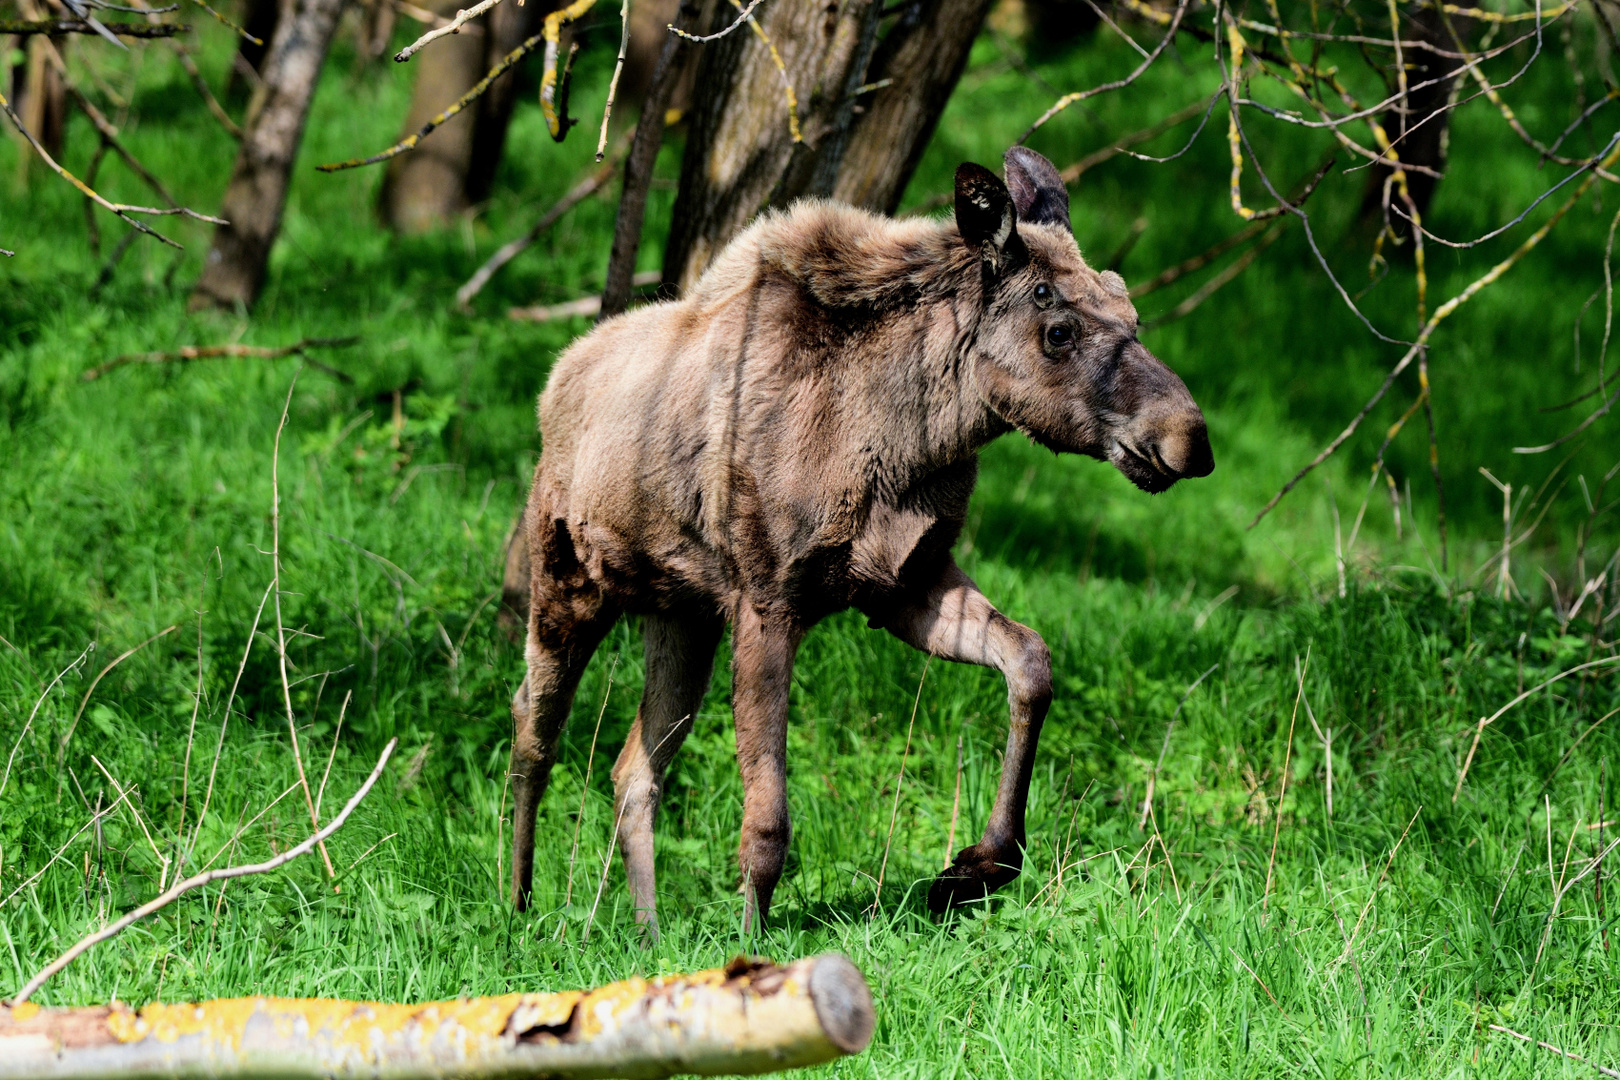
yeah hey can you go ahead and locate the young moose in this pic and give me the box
[506,147,1213,936]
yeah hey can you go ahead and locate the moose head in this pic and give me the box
[957,147,1214,494]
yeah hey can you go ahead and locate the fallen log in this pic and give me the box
[0,953,873,1080]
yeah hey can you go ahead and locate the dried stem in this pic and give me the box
[870,658,929,916]
[392,0,505,62]
[322,33,551,170]
[269,371,336,882]
[1263,648,1308,919]
[456,141,627,310]
[56,625,178,765]
[1454,656,1620,802]
[563,658,617,910]
[82,338,357,382]
[1,645,94,802]
[11,739,396,1005]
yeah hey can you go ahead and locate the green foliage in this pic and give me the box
[0,8,1618,1079]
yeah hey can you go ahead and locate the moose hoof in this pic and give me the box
[926,845,1020,915]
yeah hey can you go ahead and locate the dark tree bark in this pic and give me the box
[1360,8,1462,234]
[15,31,67,160]
[663,0,991,290]
[464,0,547,202]
[188,0,347,311]
[662,0,883,292]
[827,0,993,214]
[382,0,554,230]
[598,0,693,319]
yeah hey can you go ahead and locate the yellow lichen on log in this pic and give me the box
[0,953,872,1080]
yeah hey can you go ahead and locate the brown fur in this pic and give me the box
[506,149,1212,936]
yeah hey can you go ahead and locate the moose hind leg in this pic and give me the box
[611,612,723,941]
[880,559,1052,914]
[730,603,803,932]
[510,593,616,911]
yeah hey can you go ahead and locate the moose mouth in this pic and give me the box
[1111,441,1180,495]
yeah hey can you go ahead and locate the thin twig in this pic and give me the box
[269,371,336,882]
[1454,656,1620,802]
[11,739,396,1005]
[563,658,617,910]
[667,0,762,41]
[323,33,551,170]
[1263,648,1308,918]
[1,645,94,802]
[1490,1025,1620,1079]
[1339,805,1422,961]
[193,578,274,848]
[596,0,631,160]
[1,788,131,908]
[0,89,188,248]
[1139,663,1219,829]
[56,625,178,765]
[871,658,929,916]
[0,17,184,34]
[392,0,504,62]
[82,338,357,382]
[455,143,627,310]
[944,730,963,869]
[1251,135,1620,528]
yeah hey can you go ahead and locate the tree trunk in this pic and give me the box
[379,0,488,230]
[1360,7,1462,235]
[661,0,882,292]
[382,0,555,229]
[663,0,991,290]
[464,0,547,203]
[13,0,65,166]
[0,955,874,1080]
[188,0,347,311]
[228,0,283,99]
[827,0,993,214]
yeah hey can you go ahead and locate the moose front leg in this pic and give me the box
[881,559,1052,914]
[730,602,804,933]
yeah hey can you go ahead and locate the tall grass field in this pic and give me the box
[2,8,1618,1077]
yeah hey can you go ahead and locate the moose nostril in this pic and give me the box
[1153,421,1213,479]
[1181,423,1214,478]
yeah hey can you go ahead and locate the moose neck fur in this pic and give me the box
[711,200,1017,489]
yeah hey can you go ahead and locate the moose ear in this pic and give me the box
[1003,146,1070,232]
[955,162,1026,274]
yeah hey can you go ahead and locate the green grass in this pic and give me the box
[2,8,1619,1078]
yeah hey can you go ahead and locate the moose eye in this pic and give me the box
[1035,283,1052,302]
[1045,324,1074,349]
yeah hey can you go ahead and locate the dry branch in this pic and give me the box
[0,89,219,249]
[1490,1025,1620,1079]
[508,271,660,321]
[0,953,873,1079]
[1453,656,1620,802]
[320,31,548,170]
[1249,132,1620,529]
[56,625,178,765]
[455,147,624,309]
[392,0,504,61]
[81,338,357,382]
[8,739,397,1006]
[539,0,595,140]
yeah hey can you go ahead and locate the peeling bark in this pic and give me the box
[0,954,874,1080]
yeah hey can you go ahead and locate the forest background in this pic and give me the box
[2,0,1619,1074]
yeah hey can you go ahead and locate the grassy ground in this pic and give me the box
[2,8,1619,1078]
